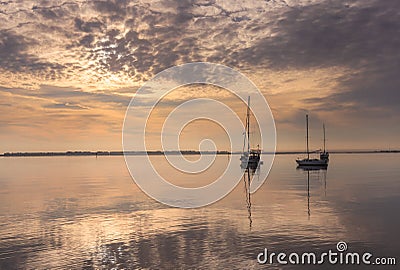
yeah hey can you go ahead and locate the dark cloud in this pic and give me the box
[74,17,105,33]
[239,0,400,69]
[91,0,126,15]
[331,60,400,111]
[78,34,95,47]
[33,5,69,20]
[38,85,132,107]
[43,102,87,110]
[0,30,65,75]
[235,0,400,112]
[0,85,132,108]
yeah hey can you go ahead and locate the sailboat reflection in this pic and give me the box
[243,169,252,228]
[297,166,328,218]
[242,165,260,229]
[307,170,310,218]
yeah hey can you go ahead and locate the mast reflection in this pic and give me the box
[243,169,252,229]
[297,165,328,219]
[242,163,260,229]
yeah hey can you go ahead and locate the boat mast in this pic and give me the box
[306,114,309,159]
[323,123,326,153]
[247,96,250,153]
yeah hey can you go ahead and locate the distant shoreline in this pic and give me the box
[1,150,399,157]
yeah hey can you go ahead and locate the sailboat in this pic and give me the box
[296,115,328,167]
[319,124,329,161]
[240,96,261,169]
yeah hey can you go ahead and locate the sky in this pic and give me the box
[0,0,399,152]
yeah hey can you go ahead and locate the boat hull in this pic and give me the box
[296,159,328,167]
[297,165,327,171]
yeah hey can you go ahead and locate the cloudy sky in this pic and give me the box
[0,0,399,152]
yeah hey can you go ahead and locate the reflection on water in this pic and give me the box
[296,166,328,219]
[307,170,311,218]
[0,154,399,269]
[243,168,253,230]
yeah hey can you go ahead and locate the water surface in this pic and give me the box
[0,154,399,269]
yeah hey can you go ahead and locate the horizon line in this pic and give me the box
[1,149,399,157]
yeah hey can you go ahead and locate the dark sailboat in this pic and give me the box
[319,124,329,161]
[296,115,329,167]
[240,96,261,170]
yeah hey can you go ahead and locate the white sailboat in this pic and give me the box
[296,114,328,167]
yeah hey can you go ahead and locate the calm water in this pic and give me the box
[0,154,399,269]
